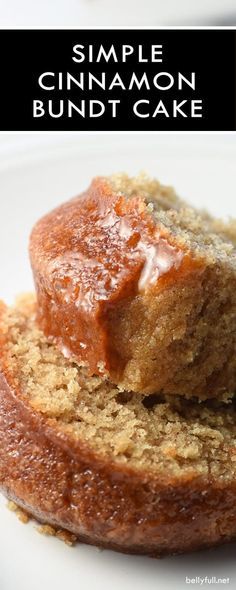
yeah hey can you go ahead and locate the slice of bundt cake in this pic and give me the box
[1,295,236,556]
[30,174,236,399]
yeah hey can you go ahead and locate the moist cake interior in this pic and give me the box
[1,295,236,482]
[110,173,236,260]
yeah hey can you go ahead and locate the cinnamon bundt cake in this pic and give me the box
[1,295,236,556]
[30,174,236,399]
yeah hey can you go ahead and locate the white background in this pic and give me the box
[0,0,236,26]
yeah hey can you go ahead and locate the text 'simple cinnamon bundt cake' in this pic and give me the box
[1,295,236,557]
[30,174,236,399]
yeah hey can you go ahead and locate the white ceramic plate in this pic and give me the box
[0,0,236,26]
[0,133,236,589]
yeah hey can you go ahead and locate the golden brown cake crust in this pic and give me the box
[1,372,236,557]
[1,295,236,559]
[30,175,236,399]
[30,177,198,385]
[1,298,236,556]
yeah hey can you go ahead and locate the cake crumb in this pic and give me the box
[7,500,18,512]
[56,530,77,546]
[37,524,77,546]
[7,500,30,523]
[3,295,236,485]
[37,524,56,537]
[7,500,76,545]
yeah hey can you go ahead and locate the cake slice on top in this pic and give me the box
[30,174,236,399]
